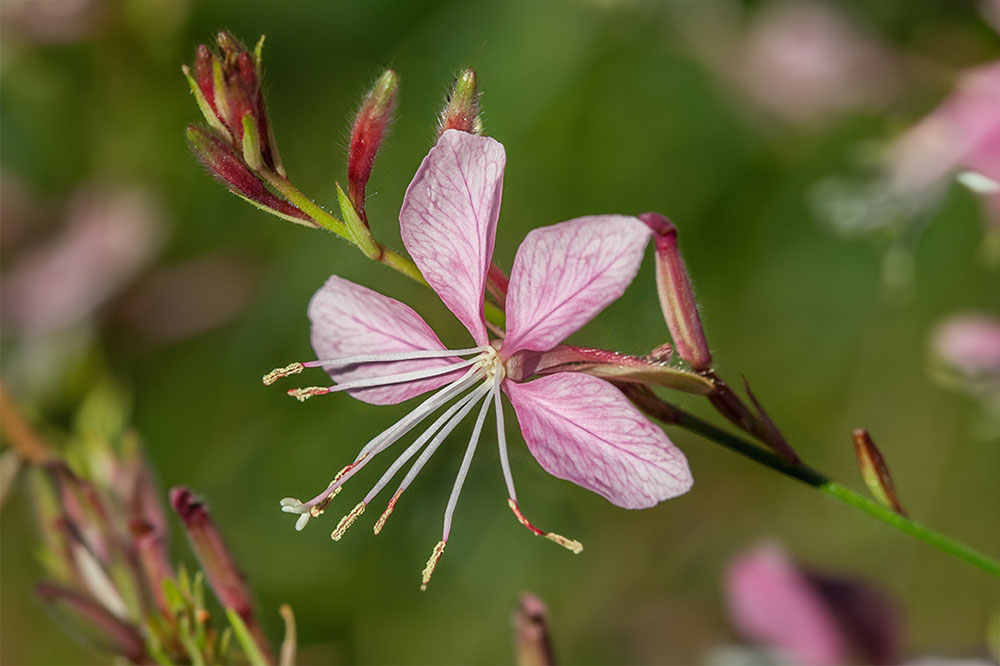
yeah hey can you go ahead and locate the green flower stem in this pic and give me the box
[260,172,350,239]
[666,406,1000,578]
[258,170,508,330]
[380,247,427,285]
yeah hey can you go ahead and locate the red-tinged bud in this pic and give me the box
[640,212,712,371]
[170,487,251,618]
[186,125,314,227]
[130,519,174,616]
[852,429,907,516]
[438,68,482,137]
[348,69,399,223]
[36,583,148,663]
[513,594,556,666]
[44,462,112,562]
[182,32,284,175]
[170,487,275,664]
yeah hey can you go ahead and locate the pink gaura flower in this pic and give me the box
[267,130,692,588]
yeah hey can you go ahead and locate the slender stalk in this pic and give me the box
[0,383,54,463]
[260,171,350,239]
[660,405,1000,577]
[257,169,512,331]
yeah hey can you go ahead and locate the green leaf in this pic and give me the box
[225,609,268,666]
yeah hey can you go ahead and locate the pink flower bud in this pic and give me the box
[639,212,712,371]
[185,125,312,226]
[348,69,399,223]
[438,68,482,136]
[183,32,284,175]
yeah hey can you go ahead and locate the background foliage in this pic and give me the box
[2,0,998,663]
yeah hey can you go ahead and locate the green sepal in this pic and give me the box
[241,114,263,171]
[336,182,379,258]
[182,65,232,143]
[211,58,232,128]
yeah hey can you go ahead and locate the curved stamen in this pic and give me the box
[334,385,489,542]
[264,346,489,385]
[494,379,517,502]
[363,387,486,508]
[353,366,484,463]
[287,357,481,401]
[302,346,488,368]
[507,498,583,554]
[373,380,494,533]
[493,378,583,554]
[293,367,485,512]
[441,376,497,542]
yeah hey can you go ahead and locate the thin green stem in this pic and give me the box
[258,170,507,330]
[665,407,1000,577]
[260,172,350,239]
[380,247,427,286]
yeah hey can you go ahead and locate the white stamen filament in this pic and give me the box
[442,374,499,541]
[352,366,485,462]
[494,378,517,502]
[384,380,493,509]
[362,386,486,506]
[296,357,480,397]
[303,346,489,368]
[296,367,485,510]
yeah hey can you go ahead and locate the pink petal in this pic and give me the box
[503,373,691,508]
[399,130,505,345]
[501,216,651,354]
[308,275,463,405]
[725,543,848,666]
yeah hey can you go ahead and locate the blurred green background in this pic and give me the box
[2,0,998,663]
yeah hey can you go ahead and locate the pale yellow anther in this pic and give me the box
[420,540,447,591]
[544,532,583,554]
[373,491,400,535]
[507,498,582,553]
[310,493,336,518]
[330,502,366,541]
[288,386,328,402]
[262,363,305,386]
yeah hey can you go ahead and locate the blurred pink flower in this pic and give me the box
[886,61,1000,229]
[678,1,898,127]
[115,253,257,344]
[725,542,900,665]
[271,130,692,587]
[931,314,1000,397]
[1,186,163,335]
[0,0,107,44]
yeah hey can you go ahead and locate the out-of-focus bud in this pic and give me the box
[513,594,556,666]
[36,583,149,663]
[186,125,314,227]
[170,486,274,664]
[347,69,399,223]
[182,32,284,176]
[438,68,482,137]
[852,429,907,516]
[639,212,712,371]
